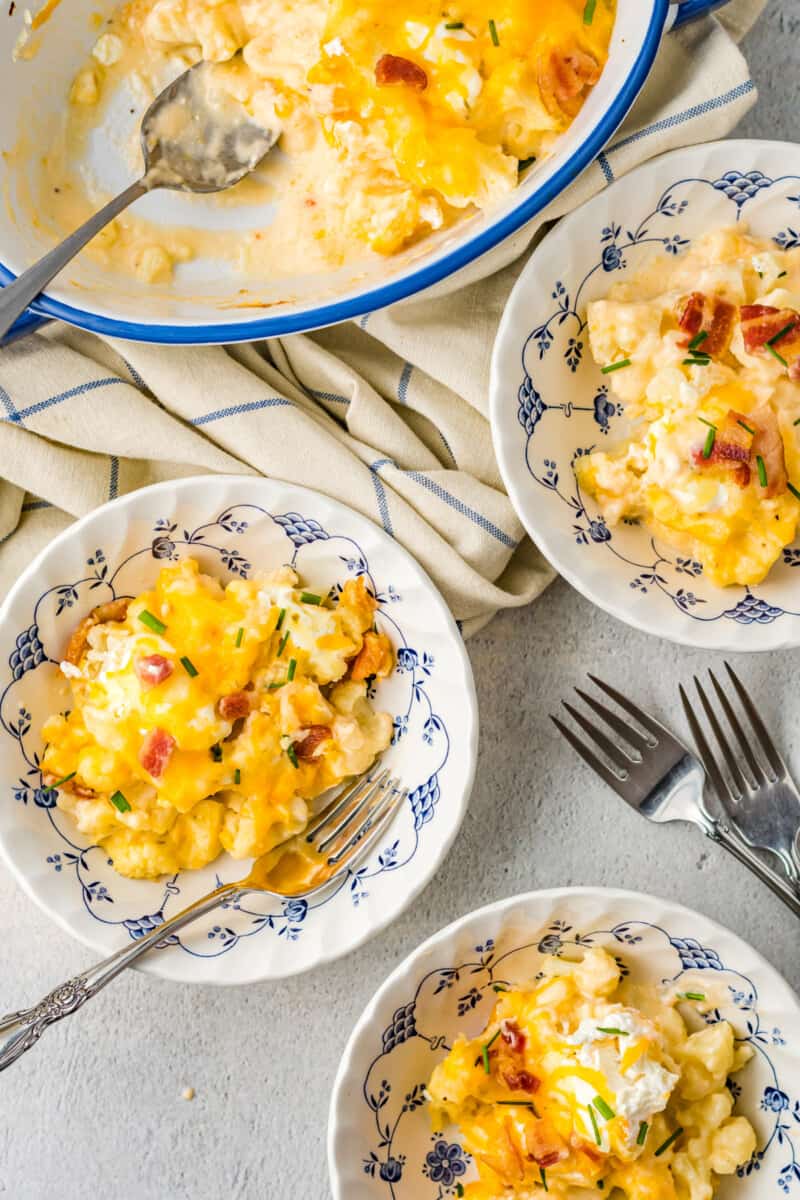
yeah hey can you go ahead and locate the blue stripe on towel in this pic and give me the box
[1,377,127,425]
[608,81,755,155]
[190,397,293,426]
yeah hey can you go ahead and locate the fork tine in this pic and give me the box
[708,669,767,785]
[679,683,735,807]
[306,769,390,843]
[561,700,637,770]
[586,675,660,744]
[550,714,629,792]
[574,686,650,755]
[693,676,747,798]
[327,785,407,866]
[725,661,785,777]
[315,770,393,855]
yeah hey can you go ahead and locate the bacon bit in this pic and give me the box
[218,691,251,721]
[751,401,788,497]
[691,409,753,487]
[135,653,174,688]
[502,1069,540,1094]
[139,728,176,779]
[375,53,428,90]
[527,1127,569,1167]
[677,292,736,357]
[500,1020,527,1053]
[539,48,601,118]
[304,197,317,208]
[350,631,394,682]
[294,725,332,761]
[64,597,131,665]
[740,304,800,374]
[43,772,97,799]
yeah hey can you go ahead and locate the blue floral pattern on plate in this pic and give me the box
[492,142,800,648]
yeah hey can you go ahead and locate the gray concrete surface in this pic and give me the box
[1,12,798,1199]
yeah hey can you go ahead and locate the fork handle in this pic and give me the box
[0,881,239,1071]
[709,823,800,918]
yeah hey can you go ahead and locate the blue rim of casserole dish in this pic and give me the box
[0,0,669,344]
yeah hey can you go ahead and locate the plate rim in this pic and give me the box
[327,882,800,1196]
[490,136,800,652]
[0,0,668,344]
[0,473,479,985]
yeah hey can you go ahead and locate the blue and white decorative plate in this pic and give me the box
[328,888,800,1199]
[491,138,800,650]
[0,476,477,984]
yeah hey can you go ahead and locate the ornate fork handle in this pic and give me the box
[0,881,240,1071]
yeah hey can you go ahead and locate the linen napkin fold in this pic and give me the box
[0,1,765,634]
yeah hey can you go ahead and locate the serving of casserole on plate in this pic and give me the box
[0,476,478,983]
[491,138,800,650]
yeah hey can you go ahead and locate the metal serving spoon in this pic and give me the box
[0,59,278,340]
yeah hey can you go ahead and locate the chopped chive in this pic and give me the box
[180,655,198,677]
[677,991,706,1001]
[481,1044,491,1074]
[683,356,710,367]
[767,343,788,367]
[110,790,130,813]
[276,607,286,631]
[688,330,708,352]
[488,17,499,44]
[138,609,167,635]
[456,1187,464,1199]
[702,427,716,459]
[492,984,508,993]
[485,1029,501,1049]
[756,455,768,488]
[654,1127,683,1157]
[589,1104,602,1146]
[496,1100,540,1115]
[596,1026,629,1036]
[540,1167,548,1192]
[788,482,800,502]
[737,419,755,435]
[210,743,222,763]
[583,0,597,22]
[778,270,788,279]
[593,1096,615,1121]
[233,768,241,785]
[287,658,297,681]
[277,630,290,657]
[42,771,76,792]
[601,358,631,374]
[286,743,299,769]
[697,416,717,429]
[300,592,321,605]
[637,1121,649,1146]
[445,19,463,27]
[767,321,796,346]
[267,681,285,691]
[235,627,243,647]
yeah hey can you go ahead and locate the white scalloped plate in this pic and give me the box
[328,887,800,1198]
[0,476,477,984]
[491,139,800,650]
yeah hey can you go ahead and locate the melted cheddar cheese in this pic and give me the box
[427,948,756,1200]
[33,0,614,282]
[40,559,393,879]
[577,228,800,587]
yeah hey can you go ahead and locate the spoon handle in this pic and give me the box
[0,880,239,1072]
[0,178,148,340]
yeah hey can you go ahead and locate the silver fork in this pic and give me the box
[681,663,800,886]
[0,768,406,1071]
[551,676,800,918]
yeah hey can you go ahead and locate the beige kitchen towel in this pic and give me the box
[0,2,765,634]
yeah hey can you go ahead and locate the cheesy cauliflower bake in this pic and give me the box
[40,558,393,879]
[427,946,757,1200]
[37,0,614,282]
[576,228,800,587]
